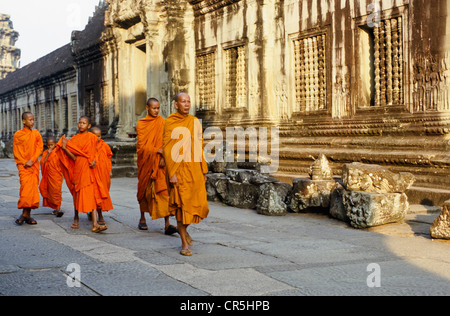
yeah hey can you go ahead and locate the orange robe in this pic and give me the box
[58,132,98,213]
[13,128,43,209]
[163,112,209,225]
[39,148,63,210]
[136,115,170,220]
[93,139,113,211]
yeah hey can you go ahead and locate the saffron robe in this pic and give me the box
[13,128,43,209]
[136,115,170,220]
[39,148,63,210]
[93,139,113,211]
[163,112,209,225]
[57,132,98,213]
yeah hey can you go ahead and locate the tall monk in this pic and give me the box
[13,112,43,225]
[39,136,64,217]
[137,98,177,235]
[60,116,104,233]
[163,93,209,256]
[90,126,113,230]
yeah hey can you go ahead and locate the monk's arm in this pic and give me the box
[61,137,77,161]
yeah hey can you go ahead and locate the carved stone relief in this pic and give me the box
[413,53,450,112]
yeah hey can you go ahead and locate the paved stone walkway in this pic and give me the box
[0,158,449,297]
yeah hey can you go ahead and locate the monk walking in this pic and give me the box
[163,93,209,256]
[13,112,43,225]
[90,126,113,229]
[39,136,64,217]
[137,98,177,235]
[60,116,104,233]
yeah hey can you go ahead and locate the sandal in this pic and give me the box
[165,225,178,236]
[71,223,79,229]
[180,249,192,256]
[15,216,26,226]
[25,217,37,225]
[92,224,102,233]
[98,222,108,231]
[52,210,64,218]
[138,222,148,231]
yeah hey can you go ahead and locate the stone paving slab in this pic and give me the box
[1,158,450,297]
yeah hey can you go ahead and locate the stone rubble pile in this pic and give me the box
[206,155,449,238]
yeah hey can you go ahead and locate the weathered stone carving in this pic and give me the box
[197,52,215,111]
[413,53,450,112]
[257,182,292,216]
[225,45,247,109]
[343,191,409,229]
[373,16,404,107]
[288,177,338,213]
[309,154,333,181]
[293,33,326,112]
[288,155,338,213]
[430,200,450,240]
[0,14,20,79]
[335,162,414,229]
[342,162,415,194]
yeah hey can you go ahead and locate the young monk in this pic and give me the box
[137,98,178,235]
[90,126,113,230]
[163,93,209,256]
[60,116,104,233]
[39,136,64,217]
[13,112,43,225]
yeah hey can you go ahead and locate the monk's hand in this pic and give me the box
[24,159,33,168]
[204,174,207,183]
[159,157,166,168]
[170,174,179,188]
[90,160,96,169]
[62,135,68,148]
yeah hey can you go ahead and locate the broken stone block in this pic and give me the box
[224,180,260,209]
[205,173,228,202]
[343,190,409,229]
[288,178,338,213]
[430,200,450,240]
[226,168,259,184]
[257,182,292,216]
[342,162,415,194]
[329,182,349,222]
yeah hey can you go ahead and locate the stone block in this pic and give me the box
[256,182,292,216]
[224,180,260,209]
[288,178,338,213]
[205,173,228,202]
[329,182,349,222]
[430,200,450,240]
[343,190,409,229]
[342,162,415,194]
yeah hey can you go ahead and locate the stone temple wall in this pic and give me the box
[0,0,449,203]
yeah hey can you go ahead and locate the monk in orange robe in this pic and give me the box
[39,136,64,217]
[90,126,113,229]
[163,93,209,256]
[137,98,177,235]
[13,112,43,225]
[60,116,104,233]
